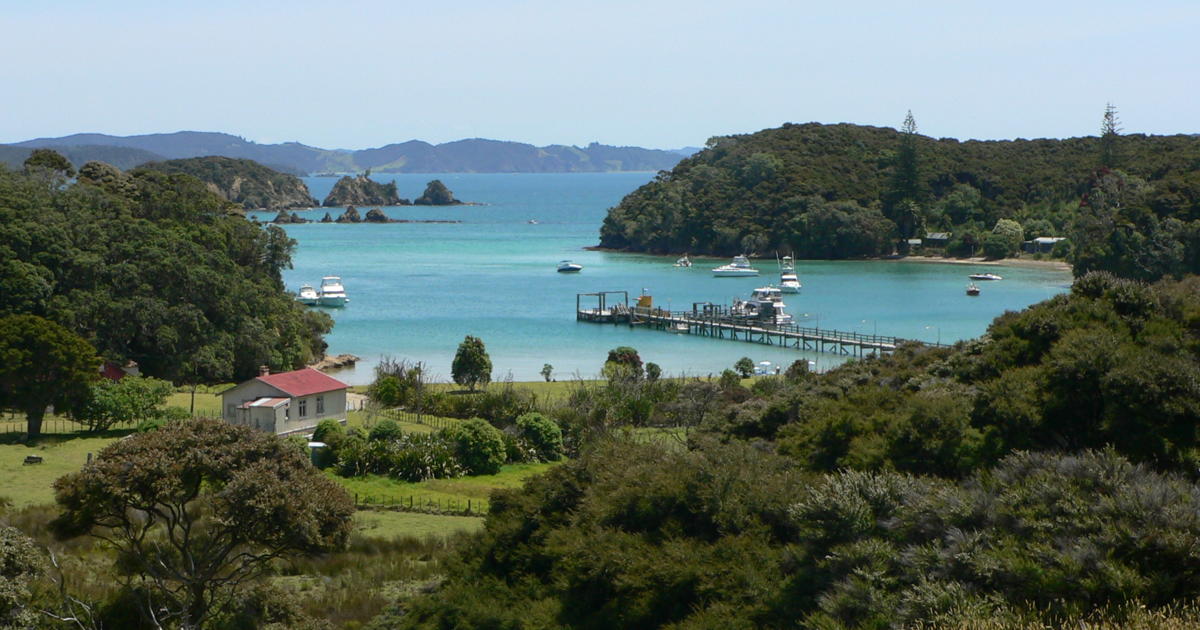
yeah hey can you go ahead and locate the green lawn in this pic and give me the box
[330,462,559,513]
[0,431,125,507]
[166,390,223,417]
[354,510,482,539]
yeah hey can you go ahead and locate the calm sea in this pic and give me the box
[250,173,1071,385]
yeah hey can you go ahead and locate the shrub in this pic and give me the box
[645,362,662,382]
[516,412,564,462]
[444,418,506,475]
[368,418,403,442]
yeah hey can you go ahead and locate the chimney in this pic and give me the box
[259,365,270,377]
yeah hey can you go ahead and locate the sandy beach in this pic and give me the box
[891,255,1072,272]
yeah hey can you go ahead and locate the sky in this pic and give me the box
[1,0,1196,150]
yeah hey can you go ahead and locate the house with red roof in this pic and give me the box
[221,367,348,435]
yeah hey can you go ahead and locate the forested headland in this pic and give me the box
[599,120,1200,278]
[0,154,330,385]
[138,156,319,209]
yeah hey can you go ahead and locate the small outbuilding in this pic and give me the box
[221,367,348,435]
[1023,236,1067,254]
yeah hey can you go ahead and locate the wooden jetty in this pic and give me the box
[576,291,944,357]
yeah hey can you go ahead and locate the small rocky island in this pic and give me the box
[321,173,408,207]
[414,179,466,205]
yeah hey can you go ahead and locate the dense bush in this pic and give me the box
[444,418,506,476]
[514,412,564,462]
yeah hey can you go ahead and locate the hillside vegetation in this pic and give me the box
[393,272,1200,628]
[0,156,330,383]
[138,156,318,209]
[599,122,1200,272]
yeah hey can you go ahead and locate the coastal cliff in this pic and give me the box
[322,174,408,207]
[137,156,318,209]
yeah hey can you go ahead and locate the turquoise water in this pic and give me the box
[253,173,1071,385]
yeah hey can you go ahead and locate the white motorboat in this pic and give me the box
[296,284,319,306]
[675,255,692,268]
[318,276,349,307]
[968,272,1003,281]
[779,255,801,293]
[731,285,793,325]
[712,255,759,277]
[557,260,583,273]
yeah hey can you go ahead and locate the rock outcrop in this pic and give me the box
[272,211,309,223]
[364,208,392,223]
[320,212,334,223]
[335,206,362,223]
[322,174,408,207]
[413,179,461,205]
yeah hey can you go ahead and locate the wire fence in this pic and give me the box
[0,408,222,436]
[353,492,487,516]
[376,408,460,431]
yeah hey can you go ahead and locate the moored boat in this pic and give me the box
[675,254,692,267]
[557,260,583,273]
[779,255,801,292]
[318,276,349,307]
[731,285,793,325]
[296,284,319,306]
[712,255,759,277]
[968,272,1003,281]
[966,283,981,296]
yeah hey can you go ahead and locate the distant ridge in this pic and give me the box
[4,131,693,175]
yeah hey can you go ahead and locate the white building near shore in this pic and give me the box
[221,367,348,435]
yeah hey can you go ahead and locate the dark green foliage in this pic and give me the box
[451,336,492,391]
[0,163,331,384]
[53,418,355,629]
[73,374,174,431]
[0,314,99,437]
[444,418,506,475]
[413,179,460,205]
[23,148,75,177]
[332,431,464,481]
[368,418,403,442]
[0,525,43,628]
[600,121,1200,262]
[733,356,755,378]
[138,156,318,209]
[644,361,662,381]
[515,412,564,462]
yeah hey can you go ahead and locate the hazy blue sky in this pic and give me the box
[1,0,1196,149]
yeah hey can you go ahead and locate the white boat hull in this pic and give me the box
[713,268,759,277]
[318,296,348,307]
[780,284,801,293]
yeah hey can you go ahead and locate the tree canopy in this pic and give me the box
[0,314,99,437]
[53,418,355,629]
[451,335,492,391]
[0,161,332,384]
[600,121,1200,269]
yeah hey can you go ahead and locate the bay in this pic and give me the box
[251,173,1071,385]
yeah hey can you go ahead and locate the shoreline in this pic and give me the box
[583,246,1072,273]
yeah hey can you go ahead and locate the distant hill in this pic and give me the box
[0,144,166,171]
[137,156,318,209]
[4,131,686,175]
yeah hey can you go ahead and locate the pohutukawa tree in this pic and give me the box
[52,419,355,630]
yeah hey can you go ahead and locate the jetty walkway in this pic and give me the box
[576,291,947,357]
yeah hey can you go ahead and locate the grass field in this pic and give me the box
[354,510,483,539]
[0,431,126,507]
[331,462,559,513]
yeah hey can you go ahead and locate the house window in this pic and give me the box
[316,396,324,415]
[298,398,307,417]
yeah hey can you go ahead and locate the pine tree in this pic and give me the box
[1099,103,1122,168]
[884,110,924,241]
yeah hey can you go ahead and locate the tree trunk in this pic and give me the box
[190,384,197,414]
[25,405,45,439]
